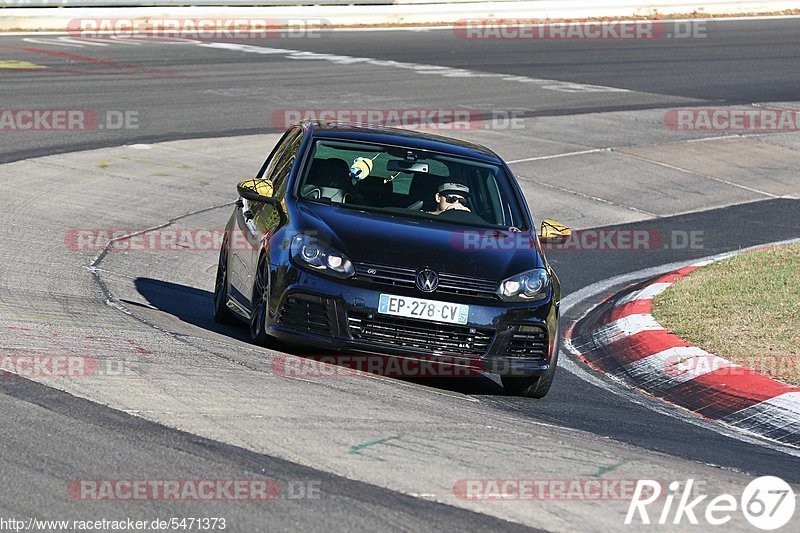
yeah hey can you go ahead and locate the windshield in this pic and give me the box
[296,138,528,230]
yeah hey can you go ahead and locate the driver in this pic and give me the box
[430,182,471,215]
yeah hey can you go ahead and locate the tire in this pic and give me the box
[501,339,559,399]
[249,253,272,346]
[212,236,237,325]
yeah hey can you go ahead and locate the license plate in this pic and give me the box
[378,294,469,325]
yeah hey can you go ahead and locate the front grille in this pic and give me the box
[354,261,499,300]
[277,295,332,336]
[504,327,549,363]
[347,312,493,357]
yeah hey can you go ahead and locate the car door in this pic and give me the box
[244,129,305,302]
[228,128,299,306]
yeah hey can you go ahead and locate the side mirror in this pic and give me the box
[237,178,280,205]
[540,219,571,243]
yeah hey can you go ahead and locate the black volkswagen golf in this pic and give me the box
[213,121,571,398]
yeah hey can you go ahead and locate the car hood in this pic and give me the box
[295,201,544,281]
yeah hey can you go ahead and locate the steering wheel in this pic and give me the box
[436,208,487,225]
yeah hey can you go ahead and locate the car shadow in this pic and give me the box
[133,277,506,396]
[132,278,251,343]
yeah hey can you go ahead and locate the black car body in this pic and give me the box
[214,121,570,397]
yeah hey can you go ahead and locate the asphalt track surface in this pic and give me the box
[1,18,799,532]
[3,17,800,163]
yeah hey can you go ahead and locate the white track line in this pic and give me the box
[22,37,84,48]
[57,36,108,46]
[507,148,608,164]
[104,36,145,45]
[195,41,629,93]
[617,151,780,198]
[515,173,659,217]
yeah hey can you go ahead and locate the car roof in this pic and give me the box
[299,121,504,164]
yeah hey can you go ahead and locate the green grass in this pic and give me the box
[653,242,800,384]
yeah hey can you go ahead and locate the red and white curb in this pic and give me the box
[568,251,800,447]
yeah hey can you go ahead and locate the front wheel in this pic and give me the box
[501,344,559,399]
[249,253,272,346]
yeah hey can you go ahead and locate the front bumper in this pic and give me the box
[266,266,559,377]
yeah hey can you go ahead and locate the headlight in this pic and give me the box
[497,268,549,302]
[290,234,355,278]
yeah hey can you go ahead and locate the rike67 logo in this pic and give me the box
[626,477,795,530]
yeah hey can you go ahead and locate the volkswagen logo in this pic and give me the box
[415,268,439,292]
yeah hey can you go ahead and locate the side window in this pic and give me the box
[256,128,302,184]
[257,130,293,179]
[266,130,303,196]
